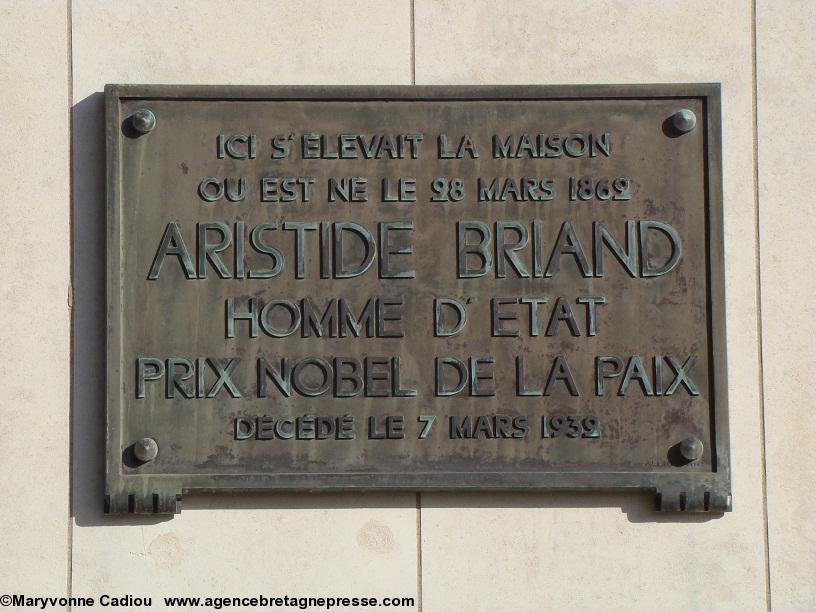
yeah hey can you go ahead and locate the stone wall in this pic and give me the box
[0,1,812,610]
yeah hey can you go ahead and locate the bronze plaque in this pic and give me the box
[105,85,730,515]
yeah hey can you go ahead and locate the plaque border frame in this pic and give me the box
[104,84,730,515]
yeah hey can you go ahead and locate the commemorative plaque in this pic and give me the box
[105,85,730,515]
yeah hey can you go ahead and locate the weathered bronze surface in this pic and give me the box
[105,84,730,515]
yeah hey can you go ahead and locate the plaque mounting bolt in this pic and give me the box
[671,108,696,134]
[130,108,156,134]
[133,437,159,463]
[678,436,703,463]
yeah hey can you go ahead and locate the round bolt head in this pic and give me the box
[130,108,156,134]
[678,436,704,462]
[133,437,159,462]
[672,108,697,134]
